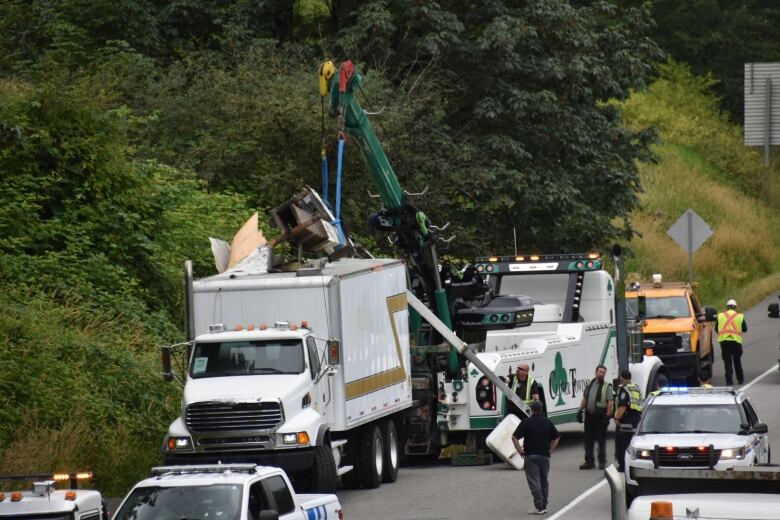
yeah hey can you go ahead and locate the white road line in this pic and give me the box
[547,478,607,520]
[741,364,778,392]
[548,366,778,520]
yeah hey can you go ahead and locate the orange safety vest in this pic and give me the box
[717,310,744,344]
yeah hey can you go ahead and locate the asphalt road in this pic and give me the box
[337,294,780,520]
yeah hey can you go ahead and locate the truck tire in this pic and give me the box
[357,425,384,489]
[381,419,400,483]
[311,444,338,493]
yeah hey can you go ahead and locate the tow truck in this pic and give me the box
[0,472,107,520]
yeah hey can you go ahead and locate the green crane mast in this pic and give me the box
[320,60,458,374]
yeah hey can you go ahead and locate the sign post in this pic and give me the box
[667,209,713,284]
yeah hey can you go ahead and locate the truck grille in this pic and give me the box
[655,446,719,468]
[643,333,681,355]
[185,402,283,433]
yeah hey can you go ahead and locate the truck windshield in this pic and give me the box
[639,404,743,434]
[627,296,690,319]
[113,484,242,520]
[190,339,304,378]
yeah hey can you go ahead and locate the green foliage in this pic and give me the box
[620,60,773,202]
[0,286,178,495]
[620,64,780,307]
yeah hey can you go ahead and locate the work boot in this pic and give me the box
[579,462,595,469]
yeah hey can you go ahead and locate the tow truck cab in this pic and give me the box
[625,275,716,383]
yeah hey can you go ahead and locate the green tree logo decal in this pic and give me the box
[549,352,568,406]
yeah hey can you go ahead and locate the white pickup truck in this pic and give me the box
[111,464,342,520]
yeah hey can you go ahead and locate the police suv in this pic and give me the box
[625,387,770,498]
[112,464,342,520]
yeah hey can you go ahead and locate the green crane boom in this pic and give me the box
[320,60,458,373]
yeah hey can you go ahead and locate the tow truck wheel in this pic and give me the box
[381,419,400,483]
[311,444,338,493]
[358,425,384,489]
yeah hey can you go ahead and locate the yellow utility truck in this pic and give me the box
[625,274,716,385]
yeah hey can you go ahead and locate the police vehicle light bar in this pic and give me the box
[151,464,259,476]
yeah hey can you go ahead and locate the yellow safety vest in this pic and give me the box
[701,383,713,388]
[717,310,744,344]
[511,374,536,404]
[621,383,642,412]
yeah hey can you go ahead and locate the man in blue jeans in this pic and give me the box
[512,400,561,515]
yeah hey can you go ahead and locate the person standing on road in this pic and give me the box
[716,299,748,385]
[698,369,714,388]
[613,370,642,472]
[577,365,614,470]
[512,400,560,515]
[502,363,541,418]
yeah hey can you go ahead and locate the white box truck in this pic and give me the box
[163,258,418,492]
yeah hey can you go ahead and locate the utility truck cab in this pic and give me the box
[0,472,106,520]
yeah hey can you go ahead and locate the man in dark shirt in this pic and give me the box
[512,400,561,515]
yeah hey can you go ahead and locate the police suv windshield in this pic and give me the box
[638,404,743,434]
[113,484,242,520]
[190,339,304,378]
[627,296,691,319]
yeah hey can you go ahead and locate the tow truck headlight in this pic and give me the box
[676,332,691,352]
[719,447,745,460]
[167,436,192,451]
[630,447,652,460]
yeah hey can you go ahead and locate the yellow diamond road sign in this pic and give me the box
[667,209,713,253]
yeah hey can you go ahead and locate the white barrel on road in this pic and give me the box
[486,414,524,470]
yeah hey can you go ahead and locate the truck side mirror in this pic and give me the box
[162,347,174,382]
[703,306,717,322]
[751,422,769,435]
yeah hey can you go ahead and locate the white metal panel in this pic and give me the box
[192,280,331,337]
[744,63,780,145]
[339,263,412,429]
[579,271,615,323]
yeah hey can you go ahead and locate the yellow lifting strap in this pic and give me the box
[319,61,335,97]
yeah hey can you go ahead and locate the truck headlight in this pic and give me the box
[630,447,652,460]
[280,432,310,446]
[719,447,745,460]
[676,332,691,352]
[167,436,193,451]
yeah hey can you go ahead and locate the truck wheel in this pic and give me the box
[311,444,338,493]
[381,419,400,483]
[358,425,384,489]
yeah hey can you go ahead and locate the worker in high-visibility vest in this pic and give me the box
[716,299,748,386]
[502,363,541,418]
[614,370,642,472]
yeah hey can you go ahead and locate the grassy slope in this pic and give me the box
[621,61,780,309]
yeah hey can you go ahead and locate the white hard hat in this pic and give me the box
[727,299,737,307]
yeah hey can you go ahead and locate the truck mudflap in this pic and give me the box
[163,448,315,473]
[297,494,341,519]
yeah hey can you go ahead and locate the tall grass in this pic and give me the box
[620,61,780,308]
[0,287,178,495]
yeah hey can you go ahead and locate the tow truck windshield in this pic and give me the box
[638,404,743,434]
[190,339,304,378]
[627,296,691,319]
[113,484,242,520]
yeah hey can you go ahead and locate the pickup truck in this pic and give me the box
[0,472,107,520]
[111,464,342,520]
